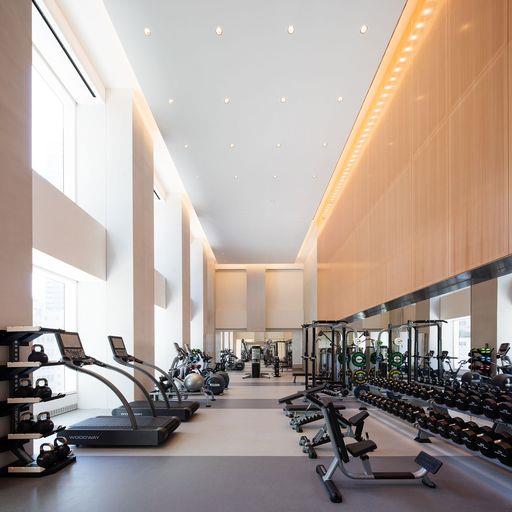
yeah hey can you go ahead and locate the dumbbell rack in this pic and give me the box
[0,327,76,477]
[366,383,512,472]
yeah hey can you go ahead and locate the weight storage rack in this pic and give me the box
[0,326,76,476]
[365,383,512,472]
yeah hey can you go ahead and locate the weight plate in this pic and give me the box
[353,370,368,384]
[389,369,403,380]
[393,337,405,347]
[370,352,377,365]
[351,352,367,367]
[389,352,404,368]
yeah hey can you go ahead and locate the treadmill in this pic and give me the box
[55,331,180,447]
[108,335,199,421]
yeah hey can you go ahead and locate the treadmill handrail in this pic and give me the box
[135,359,183,404]
[63,361,138,429]
[95,359,157,417]
[114,356,174,407]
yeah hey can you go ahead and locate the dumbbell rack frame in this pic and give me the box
[0,327,76,477]
[366,383,512,472]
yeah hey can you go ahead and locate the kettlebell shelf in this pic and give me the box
[0,326,76,478]
[0,361,63,381]
[0,455,76,477]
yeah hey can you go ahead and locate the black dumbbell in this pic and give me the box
[494,433,512,466]
[34,378,52,400]
[467,393,483,415]
[476,426,498,458]
[461,421,479,450]
[482,397,499,419]
[454,390,469,411]
[498,398,512,423]
[28,344,49,364]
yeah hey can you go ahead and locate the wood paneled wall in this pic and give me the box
[318,0,510,320]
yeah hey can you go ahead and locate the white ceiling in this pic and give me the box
[104,0,405,263]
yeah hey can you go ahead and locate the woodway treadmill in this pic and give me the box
[107,335,199,421]
[55,332,180,447]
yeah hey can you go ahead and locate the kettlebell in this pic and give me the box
[36,443,58,468]
[53,437,71,461]
[34,378,52,400]
[35,411,54,435]
[28,344,49,364]
[17,412,36,434]
[14,378,34,398]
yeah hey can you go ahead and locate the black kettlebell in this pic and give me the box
[34,378,52,400]
[53,437,71,461]
[36,443,58,468]
[35,411,54,435]
[14,378,34,398]
[17,412,36,433]
[28,344,49,364]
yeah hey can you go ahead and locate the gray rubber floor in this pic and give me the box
[0,455,510,512]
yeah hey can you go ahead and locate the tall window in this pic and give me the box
[32,49,76,199]
[32,267,77,394]
[444,316,471,371]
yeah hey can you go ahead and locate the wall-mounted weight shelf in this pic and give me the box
[0,326,76,477]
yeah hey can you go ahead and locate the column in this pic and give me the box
[0,0,32,467]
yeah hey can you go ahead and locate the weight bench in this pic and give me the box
[306,393,443,503]
[293,371,305,383]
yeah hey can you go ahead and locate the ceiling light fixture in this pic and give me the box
[312,175,317,179]
[234,175,238,179]
[215,26,223,36]
[229,143,235,148]
[184,144,189,149]
[273,175,278,179]
[337,96,344,103]
[288,25,295,35]
[322,142,328,148]
[280,96,287,103]
[224,97,230,104]
[168,98,174,104]
[276,143,281,148]
[144,27,151,36]
[315,0,437,227]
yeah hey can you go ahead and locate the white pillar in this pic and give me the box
[154,195,191,368]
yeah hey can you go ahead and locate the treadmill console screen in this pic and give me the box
[55,332,87,360]
[108,336,129,357]
[498,342,510,355]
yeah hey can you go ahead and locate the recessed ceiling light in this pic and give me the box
[234,175,238,179]
[416,22,425,29]
[312,175,317,179]
[399,57,407,63]
[337,96,343,103]
[384,85,393,90]
[394,67,402,73]
[276,143,281,148]
[273,175,278,179]
[184,144,189,149]
[288,25,295,35]
[229,143,235,149]
[144,27,151,37]
[215,26,223,36]
[360,24,368,34]
[390,76,397,82]
[224,97,230,104]
[410,34,418,41]
[422,7,433,16]
[280,96,287,103]
[404,46,413,52]
[168,98,174,104]
[322,142,328,148]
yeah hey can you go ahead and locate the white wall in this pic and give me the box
[303,242,317,323]
[190,238,205,349]
[33,171,106,280]
[439,287,470,319]
[265,269,303,328]
[215,270,247,329]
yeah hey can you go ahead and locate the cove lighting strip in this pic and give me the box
[316,0,442,226]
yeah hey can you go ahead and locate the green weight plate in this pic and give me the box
[351,352,366,367]
[389,352,404,368]
[370,352,377,365]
